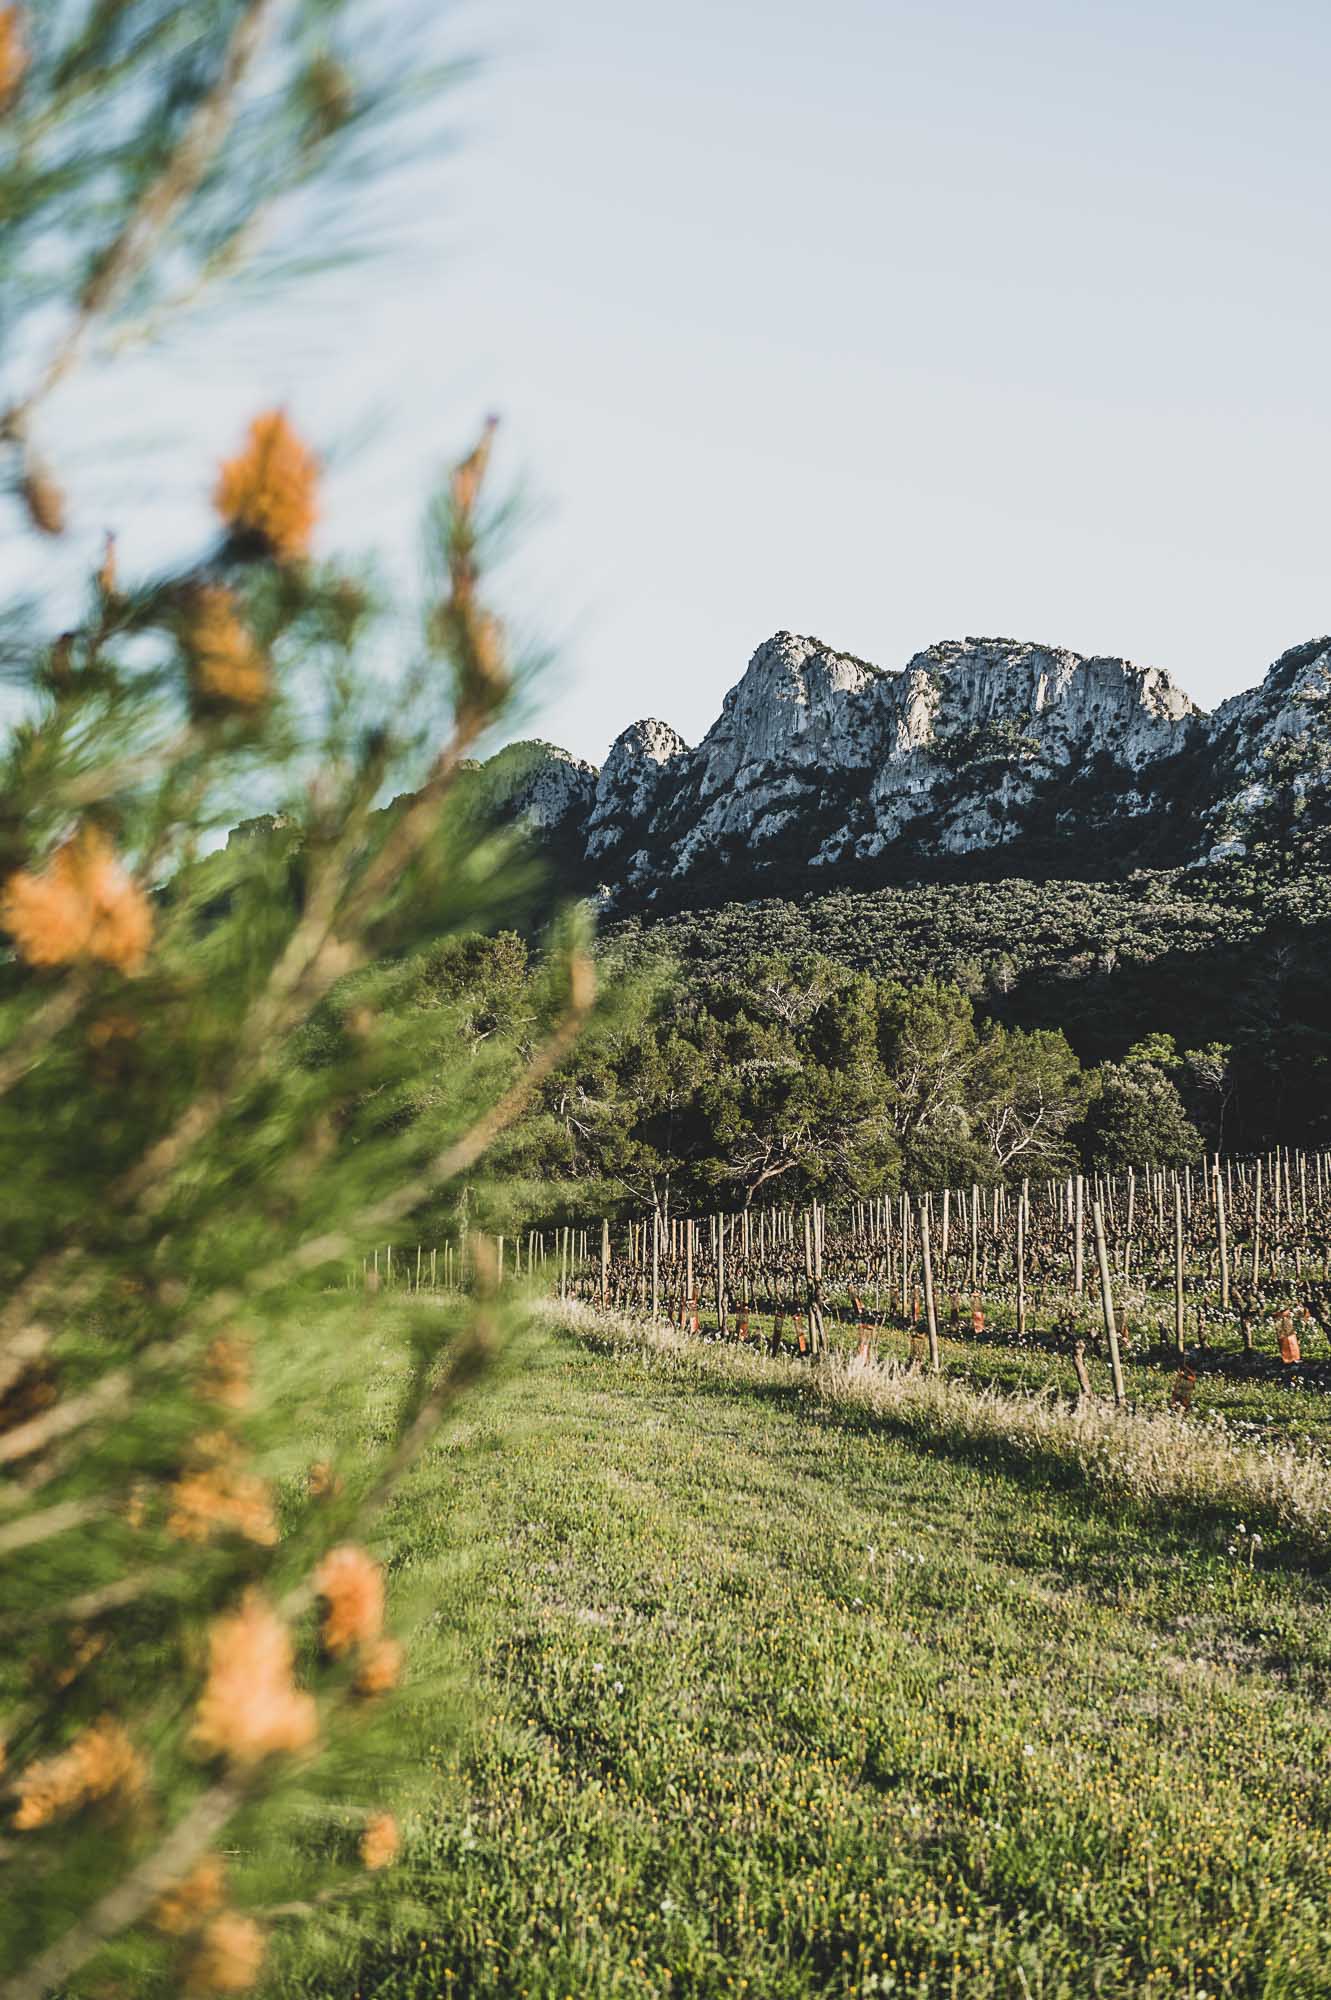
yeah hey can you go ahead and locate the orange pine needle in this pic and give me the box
[183,1910,265,1994]
[12,1717,145,1830]
[305,1459,343,1501]
[1,826,151,975]
[353,1635,403,1698]
[96,532,119,601]
[450,414,498,519]
[316,1544,384,1658]
[154,1856,227,1936]
[166,1431,277,1547]
[21,466,65,537]
[199,1335,252,1412]
[0,6,27,110]
[190,1592,317,1769]
[359,1812,401,1871]
[214,411,318,563]
[186,585,270,710]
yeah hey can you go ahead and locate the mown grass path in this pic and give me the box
[288,1317,1331,2000]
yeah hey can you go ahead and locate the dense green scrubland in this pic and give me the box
[605,866,1331,1156]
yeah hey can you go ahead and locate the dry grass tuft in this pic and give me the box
[550,1302,1331,1551]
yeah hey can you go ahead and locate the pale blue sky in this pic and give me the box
[15,0,1331,766]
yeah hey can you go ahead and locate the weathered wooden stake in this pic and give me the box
[920,1201,940,1374]
[1251,1158,1263,1288]
[651,1206,660,1324]
[1173,1176,1185,1356]
[1091,1198,1126,1406]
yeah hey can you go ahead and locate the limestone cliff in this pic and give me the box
[488,630,1330,903]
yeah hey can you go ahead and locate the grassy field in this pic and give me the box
[276,1302,1331,2000]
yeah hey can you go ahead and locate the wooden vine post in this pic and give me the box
[1172,1175,1185,1356]
[920,1198,941,1373]
[803,1210,817,1355]
[1251,1157,1263,1288]
[1091,1198,1126,1405]
[807,1200,819,1360]
[717,1213,728,1334]
[651,1205,660,1324]
[524,1148,1328,1387]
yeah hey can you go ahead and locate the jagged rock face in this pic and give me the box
[849,638,1203,864]
[663,633,886,878]
[521,748,599,831]
[910,639,1198,761]
[1199,638,1331,861]
[483,741,597,832]
[586,718,688,860]
[484,631,1331,903]
[694,633,882,790]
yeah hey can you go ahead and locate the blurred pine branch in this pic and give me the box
[0,8,591,1996]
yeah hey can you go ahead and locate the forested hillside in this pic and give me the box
[467,622,1331,1161]
[354,929,1226,1230]
[227,744,1331,1202]
[603,859,1331,1153]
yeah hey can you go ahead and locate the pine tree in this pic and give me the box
[0,8,591,1994]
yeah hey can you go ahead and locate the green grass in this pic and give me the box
[277,1305,1331,2000]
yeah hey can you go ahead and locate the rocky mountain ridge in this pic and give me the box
[491,631,1331,906]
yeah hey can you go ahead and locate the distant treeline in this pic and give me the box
[277,792,1331,1218]
[353,931,1245,1232]
[603,861,1331,1158]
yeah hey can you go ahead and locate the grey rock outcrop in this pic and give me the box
[482,630,1331,904]
[475,739,597,839]
[587,718,688,860]
[1199,637,1331,861]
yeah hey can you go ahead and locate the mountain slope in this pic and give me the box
[493,630,1331,908]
